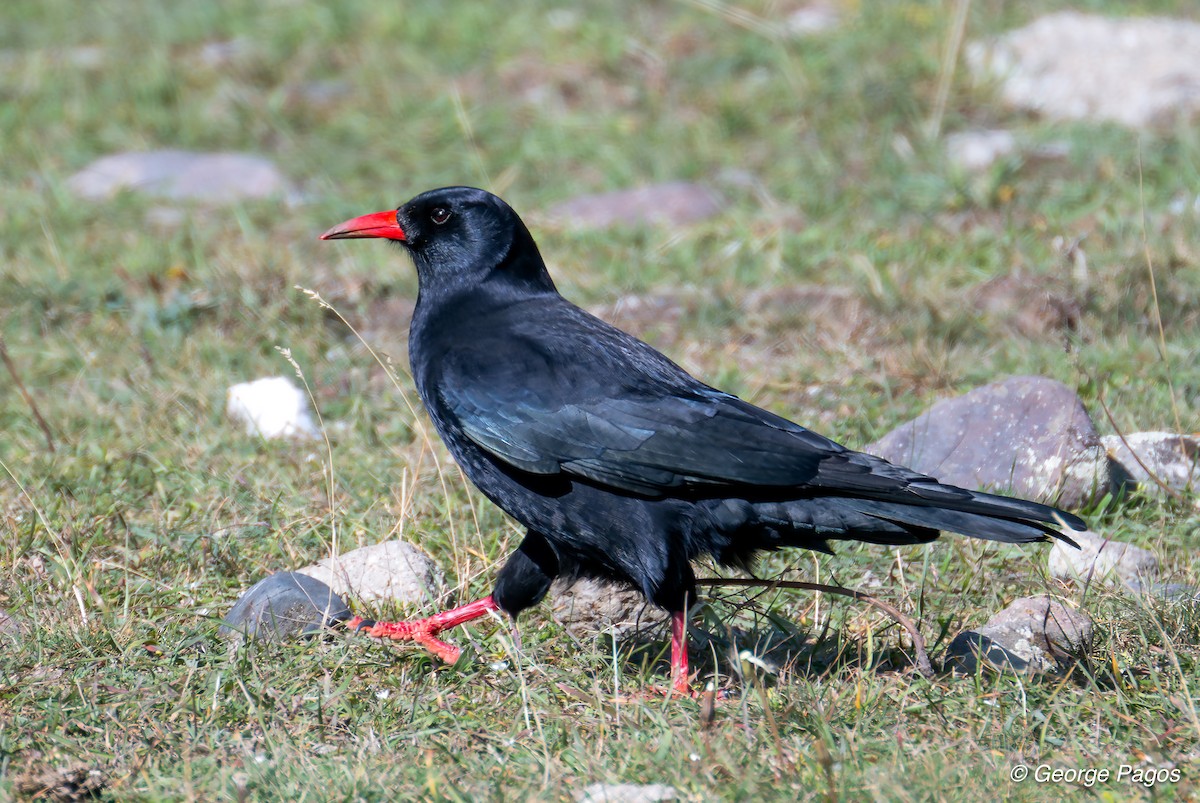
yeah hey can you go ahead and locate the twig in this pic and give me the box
[0,334,56,452]
[927,0,971,140]
[697,577,935,678]
[1096,388,1187,504]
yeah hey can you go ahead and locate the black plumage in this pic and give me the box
[322,186,1085,692]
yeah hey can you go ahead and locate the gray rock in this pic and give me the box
[945,130,1017,172]
[576,783,678,803]
[970,273,1081,338]
[967,12,1200,129]
[220,572,350,642]
[551,578,669,640]
[1103,432,1200,497]
[68,150,290,203]
[947,595,1094,676]
[297,541,445,606]
[867,375,1109,508]
[785,3,841,37]
[1125,578,1200,603]
[547,182,723,229]
[1049,528,1159,586]
[0,607,25,642]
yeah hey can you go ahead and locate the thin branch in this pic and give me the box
[1096,388,1187,504]
[0,334,56,452]
[697,577,935,679]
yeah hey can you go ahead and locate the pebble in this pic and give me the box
[967,12,1200,129]
[550,578,669,640]
[297,541,445,606]
[220,572,350,642]
[1048,528,1159,586]
[226,376,319,441]
[575,783,678,803]
[68,150,291,203]
[1103,432,1200,498]
[547,182,723,229]
[946,595,1094,676]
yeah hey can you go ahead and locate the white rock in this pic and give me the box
[947,595,1094,676]
[967,12,1200,129]
[786,4,841,37]
[68,150,290,203]
[575,784,678,803]
[226,376,318,440]
[1103,432,1200,497]
[298,541,445,606]
[550,578,669,640]
[1049,529,1158,585]
[945,129,1017,172]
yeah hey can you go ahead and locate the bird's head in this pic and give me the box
[321,186,554,298]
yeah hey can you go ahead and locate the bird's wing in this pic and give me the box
[433,330,917,498]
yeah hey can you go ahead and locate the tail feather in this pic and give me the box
[835,497,1069,545]
[903,481,1088,534]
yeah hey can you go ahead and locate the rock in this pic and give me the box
[967,12,1200,129]
[551,579,669,640]
[867,376,1108,508]
[68,150,290,203]
[547,182,723,230]
[0,608,25,643]
[946,595,1094,676]
[970,273,1081,338]
[221,572,350,642]
[1049,529,1159,586]
[226,376,319,440]
[297,541,445,606]
[13,763,109,801]
[576,783,678,803]
[945,130,1017,172]
[1126,579,1200,603]
[1103,432,1200,497]
[785,3,841,37]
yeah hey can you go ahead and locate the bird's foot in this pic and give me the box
[641,678,725,703]
[347,615,464,663]
[345,596,500,665]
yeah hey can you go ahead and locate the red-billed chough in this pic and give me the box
[321,186,1085,694]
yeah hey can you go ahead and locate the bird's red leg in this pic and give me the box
[670,609,692,695]
[345,595,500,664]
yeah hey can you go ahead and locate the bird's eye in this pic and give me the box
[430,207,452,225]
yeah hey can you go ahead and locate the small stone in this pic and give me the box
[551,578,669,640]
[1103,432,1200,497]
[220,572,350,642]
[967,12,1200,129]
[945,130,1017,172]
[1048,529,1159,586]
[68,150,290,203]
[971,273,1081,338]
[14,763,109,801]
[297,541,445,606]
[226,376,319,441]
[0,608,25,642]
[547,182,723,230]
[144,206,187,230]
[946,595,1094,676]
[785,3,841,37]
[576,783,678,803]
[867,376,1109,508]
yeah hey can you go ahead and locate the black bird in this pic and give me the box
[321,187,1085,693]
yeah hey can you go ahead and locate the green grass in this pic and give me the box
[2,0,1199,799]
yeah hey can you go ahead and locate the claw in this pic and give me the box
[345,596,499,665]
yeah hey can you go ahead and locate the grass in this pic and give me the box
[2,0,1199,799]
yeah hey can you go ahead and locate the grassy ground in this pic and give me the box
[2,0,1199,799]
